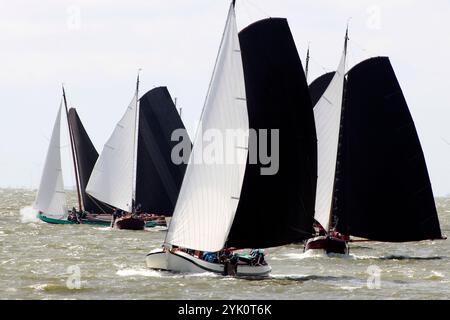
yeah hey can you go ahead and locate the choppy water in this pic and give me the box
[0,188,449,300]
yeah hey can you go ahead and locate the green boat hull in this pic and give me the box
[37,214,75,225]
[37,213,157,228]
[145,221,157,228]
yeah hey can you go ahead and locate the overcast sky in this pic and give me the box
[0,0,449,195]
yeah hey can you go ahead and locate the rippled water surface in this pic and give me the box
[1,188,449,299]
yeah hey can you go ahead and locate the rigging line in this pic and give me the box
[309,56,328,74]
[131,68,141,213]
[239,0,253,25]
[198,3,233,124]
[441,137,450,146]
[62,86,83,213]
[244,0,270,18]
[41,134,51,143]
[351,39,378,60]
[86,193,111,214]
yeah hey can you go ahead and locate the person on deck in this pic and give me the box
[75,211,82,224]
[68,209,80,224]
[221,249,237,276]
[249,249,265,266]
[202,252,218,263]
[314,222,326,236]
[133,204,142,219]
[111,209,122,227]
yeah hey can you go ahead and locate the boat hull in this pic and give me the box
[37,212,111,226]
[144,221,157,228]
[146,249,272,277]
[142,218,166,227]
[304,236,349,255]
[114,216,145,230]
[38,212,157,228]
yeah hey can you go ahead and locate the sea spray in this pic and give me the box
[20,206,39,223]
[116,268,163,278]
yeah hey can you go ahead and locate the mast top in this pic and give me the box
[62,84,67,101]
[344,19,350,54]
[136,68,142,93]
[305,42,311,82]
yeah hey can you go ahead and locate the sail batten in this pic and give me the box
[34,104,67,219]
[165,4,249,252]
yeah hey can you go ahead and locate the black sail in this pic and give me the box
[227,18,317,248]
[68,108,112,213]
[309,72,335,107]
[135,87,190,215]
[334,57,442,241]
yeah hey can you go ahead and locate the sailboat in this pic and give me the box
[146,1,316,276]
[86,76,190,230]
[35,88,113,226]
[305,32,445,254]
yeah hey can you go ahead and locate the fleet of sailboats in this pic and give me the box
[32,0,445,277]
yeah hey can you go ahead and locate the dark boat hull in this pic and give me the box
[114,216,145,230]
[305,236,349,255]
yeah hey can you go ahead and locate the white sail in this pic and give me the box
[313,49,347,231]
[34,104,67,219]
[165,4,248,252]
[86,94,138,212]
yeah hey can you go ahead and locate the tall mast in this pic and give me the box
[62,85,83,212]
[327,26,349,232]
[131,70,141,213]
[344,24,349,57]
[305,44,310,82]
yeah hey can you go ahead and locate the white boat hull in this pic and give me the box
[146,248,271,277]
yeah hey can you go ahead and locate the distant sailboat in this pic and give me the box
[146,1,316,276]
[35,88,112,226]
[86,76,190,230]
[305,33,445,254]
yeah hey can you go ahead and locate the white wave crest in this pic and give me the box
[116,268,163,278]
[19,206,40,223]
